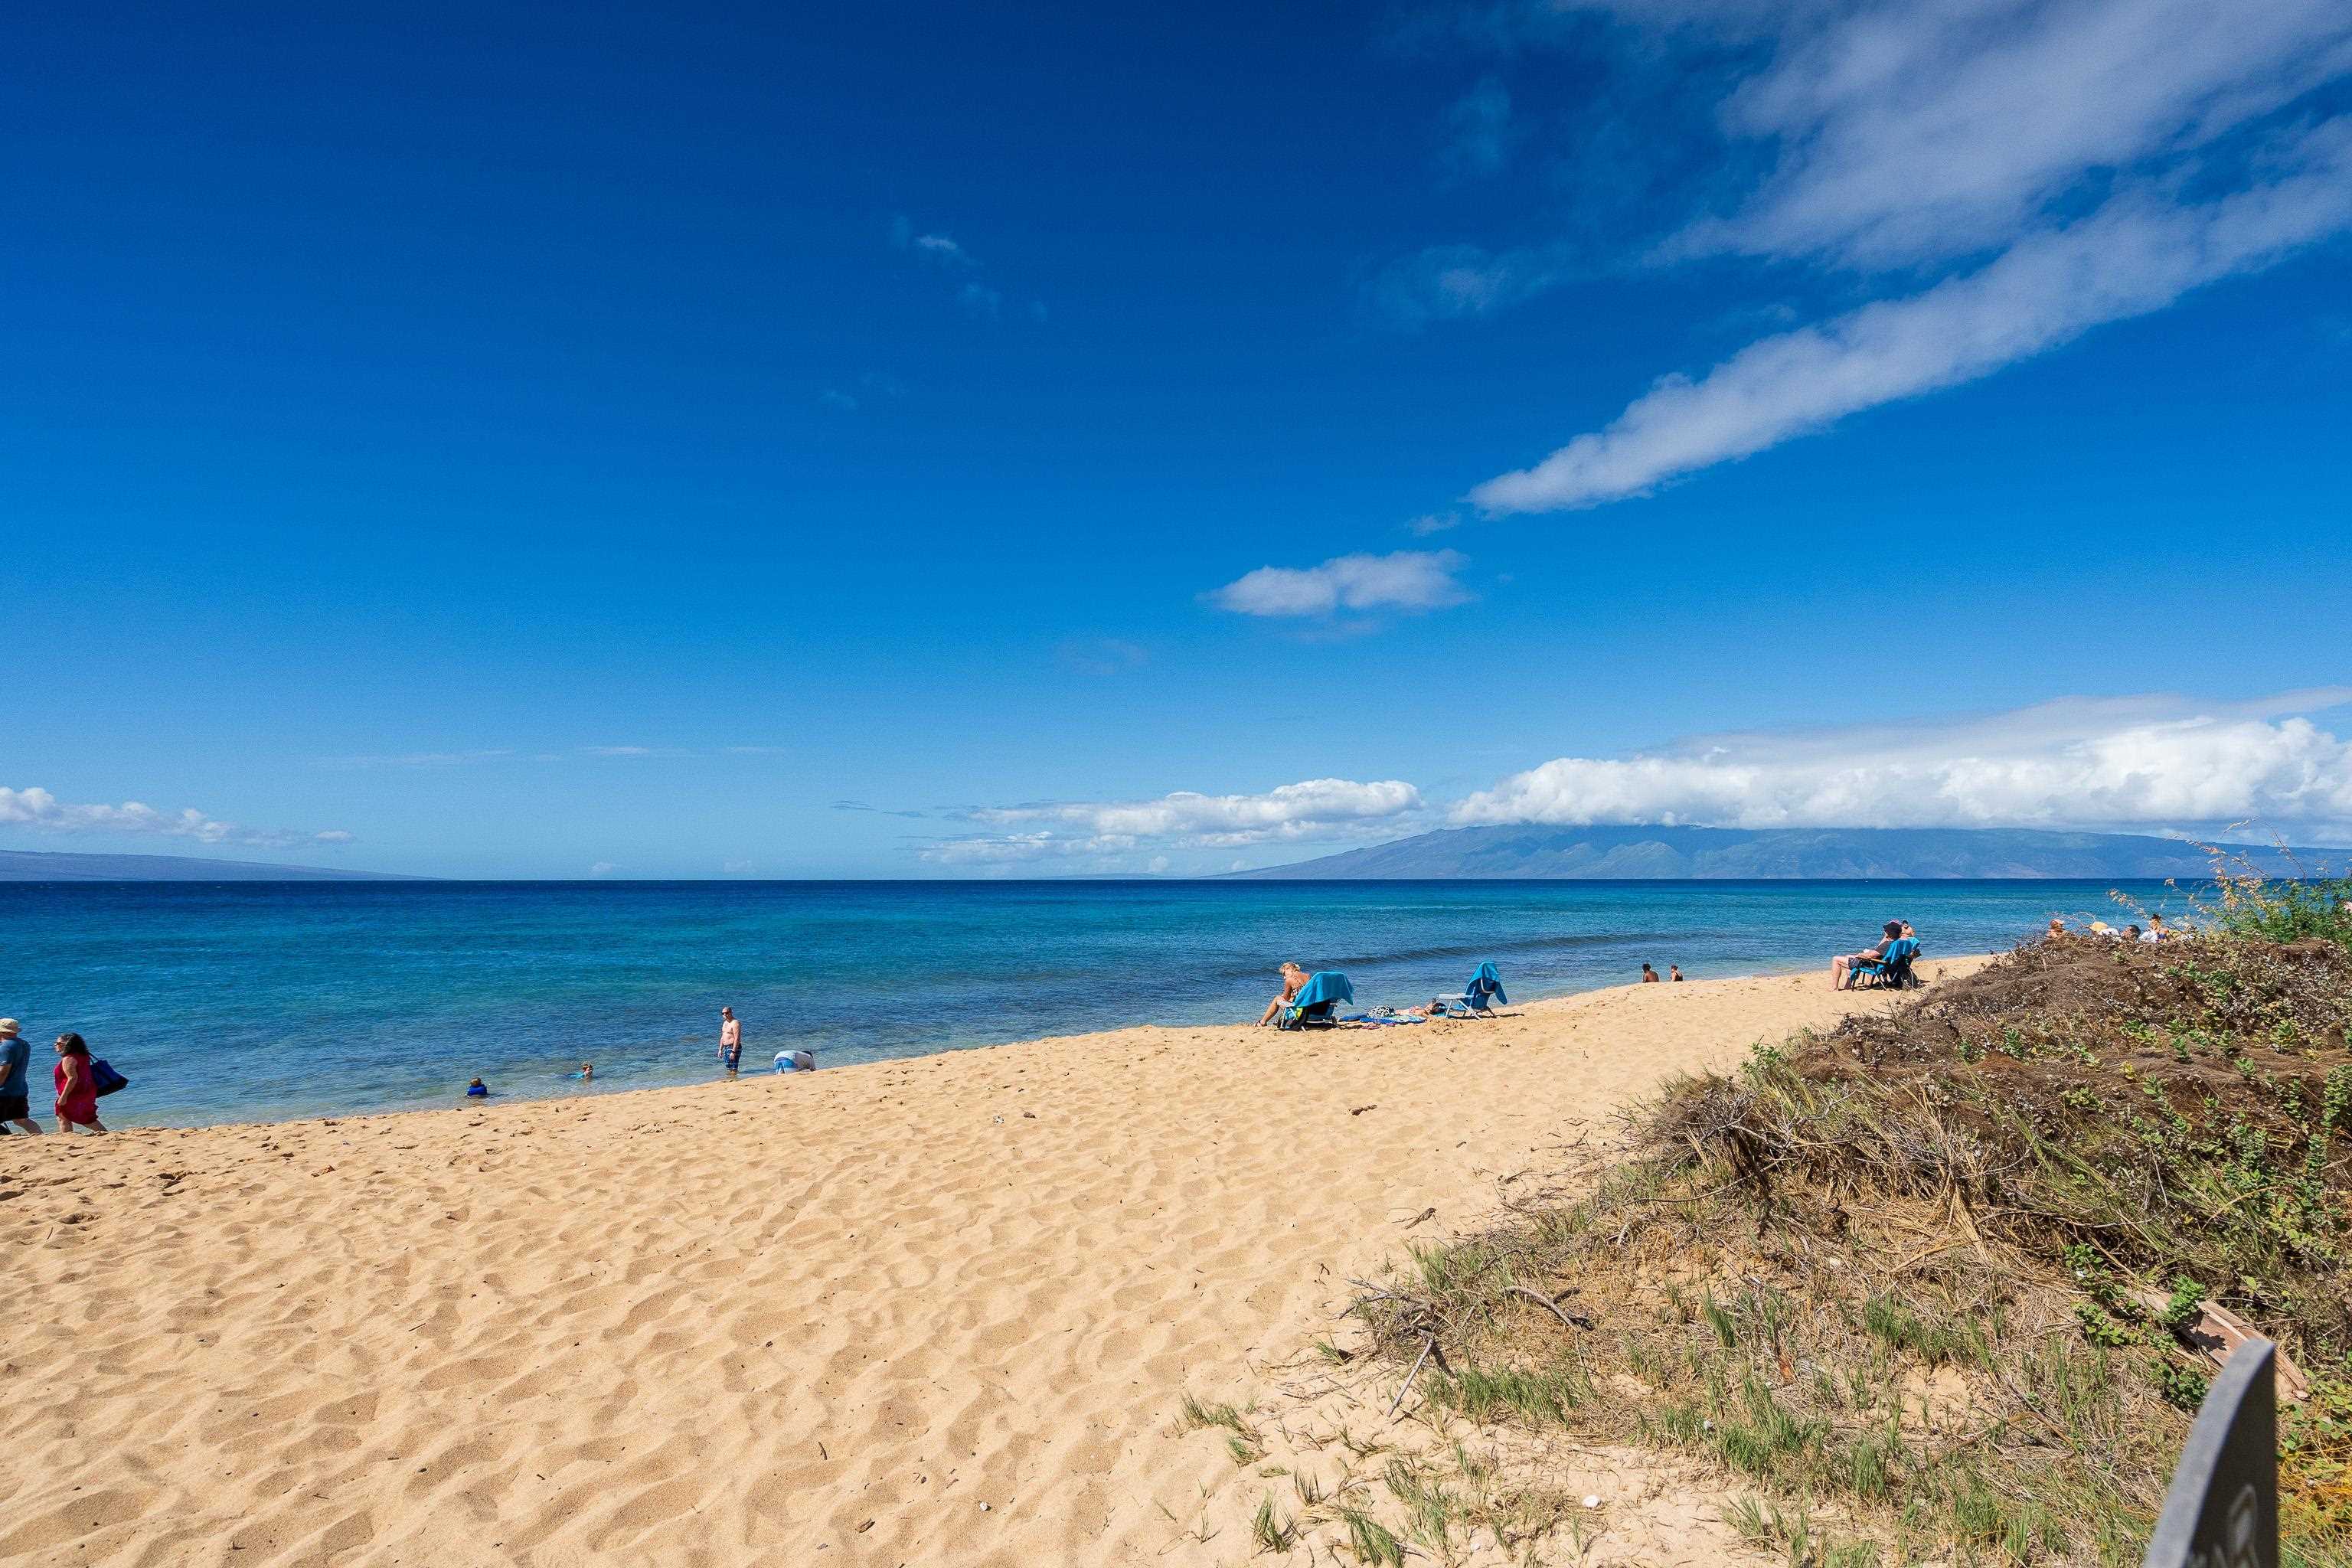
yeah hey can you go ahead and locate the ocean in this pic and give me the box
[2,879,2182,1127]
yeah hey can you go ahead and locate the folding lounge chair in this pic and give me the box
[1444,962,1508,1017]
[1277,971,1354,1030]
[1850,936,1921,990]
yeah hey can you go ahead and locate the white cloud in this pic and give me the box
[1475,119,2352,511]
[913,232,976,266]
[581,745,655,758]
[588,861,619,877]
[1,785,349,848]
[1449,0,2352,510]
[1440,76,1516,177]
[1147,854,1172,874]
[892,217,1042,324]
[722,858,756,874]
[890,216,978,266]
[1671,0,2352,268]
[1210,550,1471,617]
[1453,691,2352,836]
[1367,241,1579,326]
[924,778,1426,864]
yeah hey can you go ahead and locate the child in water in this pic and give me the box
[466,1077,488,1098]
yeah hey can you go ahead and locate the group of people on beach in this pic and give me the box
[463,1004,816,1099]
[1252,957,1693,1026]
[2047,912,2171,944]
[0,1019,108,1135]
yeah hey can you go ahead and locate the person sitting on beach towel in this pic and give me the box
[1831,921,1905,990]
[1256,962,1310,1027]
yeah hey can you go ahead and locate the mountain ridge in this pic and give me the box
[0,848,416,882]
[1233,825,2341,880]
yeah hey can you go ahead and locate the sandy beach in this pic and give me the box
[0,959,1991,1566]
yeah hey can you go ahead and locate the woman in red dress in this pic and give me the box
[53,1033,106,1135]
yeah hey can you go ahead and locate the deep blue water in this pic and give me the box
[0,880,2184,1127]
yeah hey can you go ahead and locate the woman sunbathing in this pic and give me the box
[1830,921,1906,990]
[1256,962,1310,1027]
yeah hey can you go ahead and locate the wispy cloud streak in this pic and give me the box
[1475,121,2352,511]
[1434,0,2352,509]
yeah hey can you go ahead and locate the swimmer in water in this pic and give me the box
[466,1077,488,1098]
[575,1062,593,1080]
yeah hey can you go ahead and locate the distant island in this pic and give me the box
[0,848,415,882]
[1235,825,2341,880]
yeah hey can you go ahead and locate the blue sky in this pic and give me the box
[7,0,2350,877]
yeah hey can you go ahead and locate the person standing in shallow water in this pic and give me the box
[52,1033,104,1135]
[0,1020,41,1135]
[719,1007,743,1076]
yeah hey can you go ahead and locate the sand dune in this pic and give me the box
[0,959,1988,1566]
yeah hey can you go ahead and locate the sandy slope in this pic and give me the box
[0,959,1989,1566]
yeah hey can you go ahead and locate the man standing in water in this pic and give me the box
[719,1007,743,1077]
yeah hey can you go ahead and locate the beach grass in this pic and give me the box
[1317,880,2352,1564]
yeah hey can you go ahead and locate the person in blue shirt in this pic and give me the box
[0,1020,40,1135]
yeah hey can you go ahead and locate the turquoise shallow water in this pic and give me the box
[1,880,2183,1126]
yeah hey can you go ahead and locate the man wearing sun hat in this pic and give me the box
[0,1021,39,1135]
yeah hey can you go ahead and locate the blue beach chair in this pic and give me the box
[1849,936,1921,990]
[1445,962,1508,1017]
[1278,971,1354,1030]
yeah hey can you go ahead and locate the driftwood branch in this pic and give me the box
[1504,1285,1589,1333]
[1388,1335,1436,1421]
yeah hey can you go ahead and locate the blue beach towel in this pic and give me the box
[1850,937,1919,987]
[1279,971,1354,1030]
[1447,962,1508,1015]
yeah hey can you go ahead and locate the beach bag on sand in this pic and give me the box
[90,1058,129,1097]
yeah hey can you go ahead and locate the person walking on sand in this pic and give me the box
[52,1033,104,1135]
[719,1007,743,1076]
[1256,962,1310,1027]
[0,1021,41,1135]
